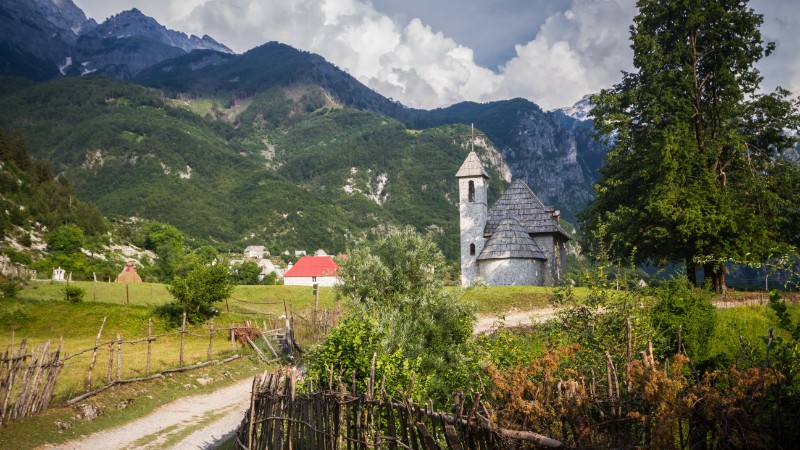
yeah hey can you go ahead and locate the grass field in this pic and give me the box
[18,280,569,315]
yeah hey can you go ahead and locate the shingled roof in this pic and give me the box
[455,151,489,178]
[478,216,547,260]
[484,179,570,239]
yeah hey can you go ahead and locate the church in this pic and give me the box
[457,151,570,286]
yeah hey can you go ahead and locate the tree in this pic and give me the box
[582,0,800,291]
[166,262,233,324]
[311,226,476,403]
[230,261,261,285]
[45,224,85,254]
[143,221,186,281]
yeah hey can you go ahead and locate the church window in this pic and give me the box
[468,181,475,202]
[470,243,476,255]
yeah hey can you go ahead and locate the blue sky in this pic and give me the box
[73,0,800,111]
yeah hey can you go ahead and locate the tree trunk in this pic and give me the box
[703,262,727,293]
[686,260,697,286]
[703,262,715,291]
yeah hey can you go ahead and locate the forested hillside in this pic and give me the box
[0,76,509,258]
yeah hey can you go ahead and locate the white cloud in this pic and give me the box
[73,0,799,110]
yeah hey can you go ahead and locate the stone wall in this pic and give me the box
[479,258,544,286]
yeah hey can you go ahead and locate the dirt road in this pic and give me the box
[52,377,255,450]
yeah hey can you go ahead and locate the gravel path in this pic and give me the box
[52,377,255,450]
[474,307,557,334]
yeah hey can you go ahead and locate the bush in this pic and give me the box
[0,276,20,299]
[649,278,716,362]
[166,262,232,324]
[64,285,85,303]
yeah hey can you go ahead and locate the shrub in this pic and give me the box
[649,278,716,363]
[64,285,85,303]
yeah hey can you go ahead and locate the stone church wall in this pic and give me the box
[479,258,544,286]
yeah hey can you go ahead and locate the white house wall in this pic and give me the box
[283,276,338,287]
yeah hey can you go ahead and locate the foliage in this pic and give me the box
[229,261,261,285]
[63,285,85,303]
[582,0,800,290]
[649,278,716,363]
[165,262,233,324]
[45,224,85,254]
[311,226,476,404]
[0,275,20,299]
[305,317,415,397]
[0,127,107,239]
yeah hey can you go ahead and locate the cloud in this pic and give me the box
[74,0,797,110]
[492,0,636,109]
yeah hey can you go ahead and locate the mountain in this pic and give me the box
[0,3,231,81]
[0,2,609,258]
[71,9,233,79]
[0,0,96,80]
[135,43,607,222]
[0,76,510,259]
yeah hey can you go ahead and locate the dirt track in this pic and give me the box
[50,377,255,450]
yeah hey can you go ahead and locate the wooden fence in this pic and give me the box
[235,369,563,450]
[0,339,63,425]
[0,315,296,425]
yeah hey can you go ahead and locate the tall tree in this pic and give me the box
[582,0,800,291]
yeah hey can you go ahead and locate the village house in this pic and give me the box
[457,151,570,286]
[283,251,341,287]
[231,246,284,280]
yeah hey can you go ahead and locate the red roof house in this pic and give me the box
[283,255,340,286]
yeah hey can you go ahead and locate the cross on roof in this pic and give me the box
[465,123,486,152]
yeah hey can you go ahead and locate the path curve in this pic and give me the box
[51,377,255,450]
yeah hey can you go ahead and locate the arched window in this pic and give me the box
[468,180,475,202]
[470,243,476,255]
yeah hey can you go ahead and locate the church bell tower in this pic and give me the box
[456,150,489,286]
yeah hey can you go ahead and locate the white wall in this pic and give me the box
[283,276,338,287]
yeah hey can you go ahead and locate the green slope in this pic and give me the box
[0,76,508,259]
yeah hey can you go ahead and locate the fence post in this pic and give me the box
[146,318,152,375]
[230,323,236,352]
[207,321,214,359]
[180,313,186,367]
[116,334,122,382]
[85,317,106,390]
[106,343,114,384]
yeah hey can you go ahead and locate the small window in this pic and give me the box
[470,243,476,255]
[312,276,317,282]
[468,181,475,202]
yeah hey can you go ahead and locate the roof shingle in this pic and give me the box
[484,179,570,239]
[478,216,547,260]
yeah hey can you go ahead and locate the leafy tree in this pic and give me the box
[166,262,233,324]
[230,260,261,285]
[143,221,186,281]
[311,226,476,403]
[45,224,85,254]
[582,0,800,291]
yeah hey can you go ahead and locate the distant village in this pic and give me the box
[44,246,347,286]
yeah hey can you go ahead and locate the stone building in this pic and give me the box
[457,151,570,286]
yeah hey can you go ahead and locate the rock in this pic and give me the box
[116,398,134,410]
[196,377,213,386]
[55,419,72,430]
[183,383,196,389]
[75,404,100,421]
